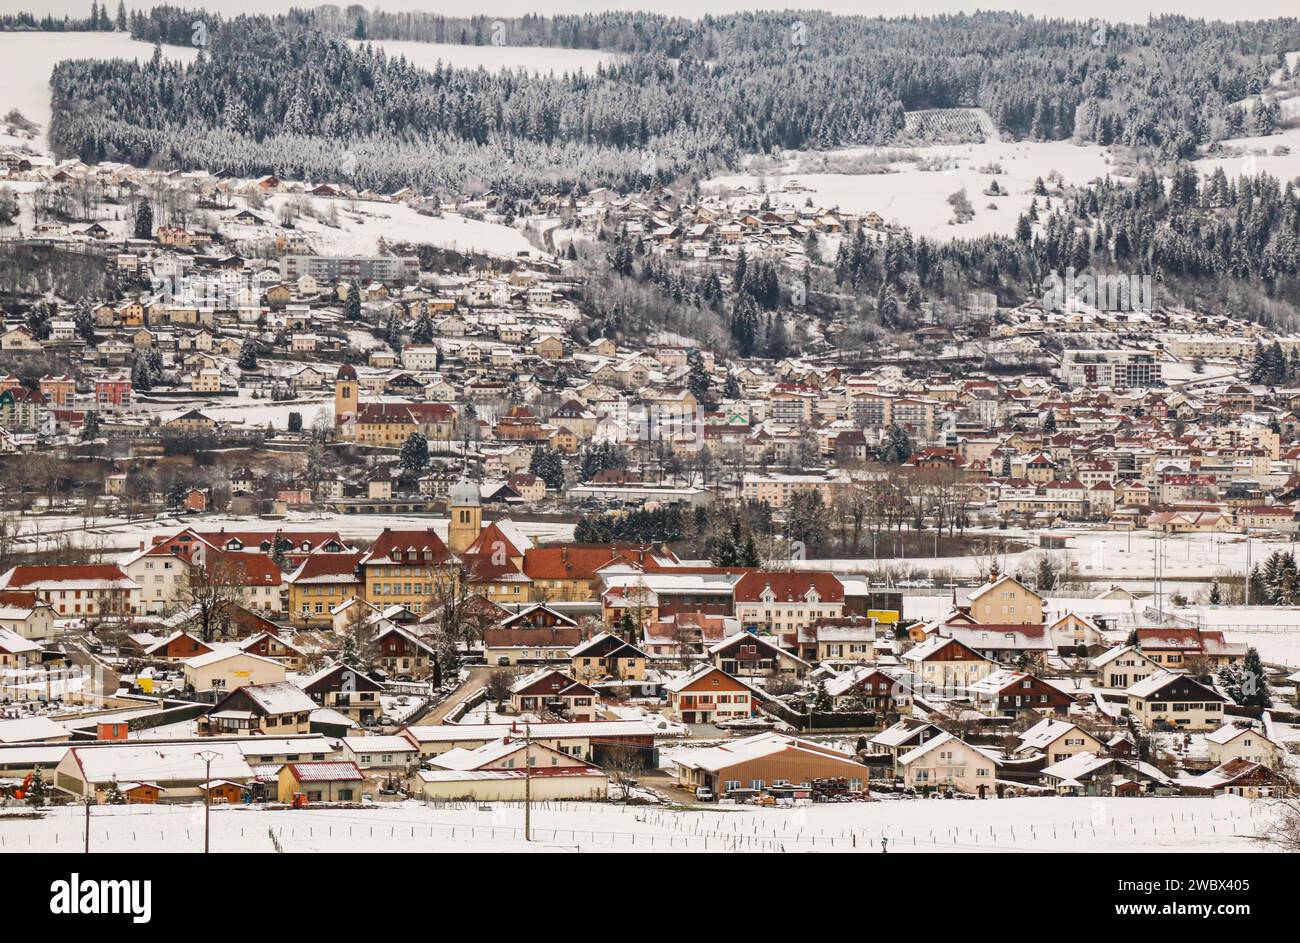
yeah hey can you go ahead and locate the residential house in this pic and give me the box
[665,665,758,725]
[1125,671,1227,731]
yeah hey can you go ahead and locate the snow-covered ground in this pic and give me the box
[3,509,576,558]
[261,193,542,259]
[0,32,198,153]
[3,795,1275,853]
[707,139,1116,241]
[786,526,1291,583]
[347,39,620,75]
[1194,125,1300,186]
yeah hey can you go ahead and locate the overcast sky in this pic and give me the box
[18,1,1300,25]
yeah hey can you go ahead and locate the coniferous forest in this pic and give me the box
[41,9,1300,198]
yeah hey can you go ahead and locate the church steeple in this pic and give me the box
[448,476,481,555]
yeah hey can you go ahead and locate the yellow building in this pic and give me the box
[358,528,455,615]
[334,363,359,431]
[966,574,1045,625]
[1125,671,1226,731]
[447,478,482,555]
[286,552,363,626]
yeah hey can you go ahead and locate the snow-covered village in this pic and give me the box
[0,3,1297,894]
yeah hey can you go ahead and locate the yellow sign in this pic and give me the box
[868,609,900,624]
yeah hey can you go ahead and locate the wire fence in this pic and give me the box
[1,799,1264,853]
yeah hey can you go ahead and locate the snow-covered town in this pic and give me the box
[0,5,1298,882]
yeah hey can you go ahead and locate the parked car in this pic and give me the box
[694,786,713,802]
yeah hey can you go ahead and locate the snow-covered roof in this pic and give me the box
[870,719,937,748]
[69,742,253,785]
[1204,722,1276,746]
[400,720,666,743]
[1040,752,1171,788]
[897,731,1001,768]
[1016,718,1092,752]
[672,732,864,775]
[184,647,282,671]
[0,716,68,744]
[341,735,418,755]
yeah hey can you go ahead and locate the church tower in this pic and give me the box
[334,363,358,436]
[448,477,482,555]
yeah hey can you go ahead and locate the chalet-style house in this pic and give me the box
[664,665,758,725]
[203,681,317,735]
[708,631,811,679]
[300,661,385,724]
[568,632,649,681]
[509,668,600,721]
[1124,671,1227,731]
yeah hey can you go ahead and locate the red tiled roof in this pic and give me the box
[208,551,283,586]
[287,552,363,584]
[2,564,132,586]
[523,545,645,580]
[361,528,451,566]
[483,627,581,648]
[733,571,844,604]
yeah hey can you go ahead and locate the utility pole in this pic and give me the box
[84,797,91,853]
[523,721,532,842]
[1245,527,1252,606]
[196,750,219,853]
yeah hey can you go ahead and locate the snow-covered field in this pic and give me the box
[791,526,1294,583]
[0,32,198,152]
[3,509,576,558]
[261,193,542,259]
[707,139,1115,241]
[1194,126,1300,186]
[3,795,1275,853]
[347,39,620,75]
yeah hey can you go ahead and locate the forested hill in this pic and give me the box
[44,8,1300,196]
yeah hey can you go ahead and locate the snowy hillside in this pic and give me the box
[0,31,198,153]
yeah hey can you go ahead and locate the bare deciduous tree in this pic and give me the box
[176,555,247,641]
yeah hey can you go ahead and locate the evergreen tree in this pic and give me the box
[345,281,363,322]
[133,198,153,239]
[340,634,363,670]
[131,355,153,391]
[529,446,565,493]
[25,766,47,807]
[1238,647,1271,708]
[26,301,52,340]
[238,339,258,370]
[686,351,713,410]
[74,298,96,345]
[399,431,429,471]
[877,424,913,464]
[812,679,831,712]
[411,313,433,343]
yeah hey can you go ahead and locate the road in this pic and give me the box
[420,666,495,724]
[60,634,121,698]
